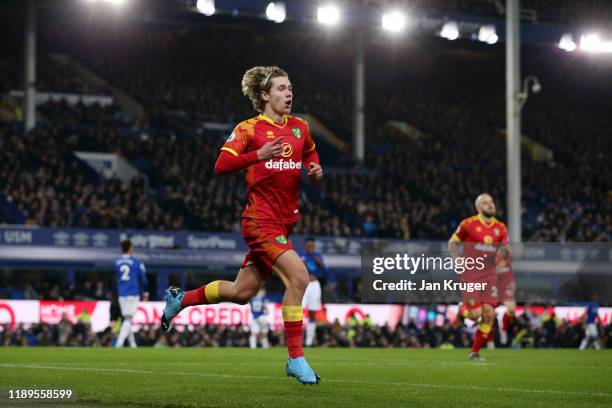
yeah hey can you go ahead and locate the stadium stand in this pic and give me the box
[1,1,611,353]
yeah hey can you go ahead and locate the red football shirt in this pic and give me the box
[220,114,316,223]
[451,214,509,271]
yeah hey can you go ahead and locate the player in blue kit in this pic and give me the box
[114,239,149,348]
[299,237,332,347]
[249,288,270,349]
[580,295,602,350]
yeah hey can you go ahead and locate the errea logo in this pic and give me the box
[265,159,302,170]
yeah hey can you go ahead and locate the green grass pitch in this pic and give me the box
[1,348,611,407]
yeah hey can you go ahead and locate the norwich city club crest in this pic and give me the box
[291,128,301,139]
[275,235,288,245]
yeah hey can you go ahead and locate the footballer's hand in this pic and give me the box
[499,245,511,260]
[308,163,323,180]
[142,292,149,301]
[257,136,284,160]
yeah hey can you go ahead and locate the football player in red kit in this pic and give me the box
[449,193,511,360]
[161,66,323,384]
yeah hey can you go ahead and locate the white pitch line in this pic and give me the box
[313,357,497,367]
[48,359,495,368]
[1,363,610,399]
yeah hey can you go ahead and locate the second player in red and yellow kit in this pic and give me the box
[451,214,509,310]
[449,193,511,359]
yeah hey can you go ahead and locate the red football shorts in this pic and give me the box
[240,218,295,280]
[461,269,499,311]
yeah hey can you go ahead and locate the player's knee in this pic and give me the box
[289,271,309,294]
[233,289,255,305]
[233,294,249,305]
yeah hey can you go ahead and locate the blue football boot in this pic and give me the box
[160,286,184,332]
[285,356,321,385]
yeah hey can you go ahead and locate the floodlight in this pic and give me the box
[580,33,612,53]
[440,21,459,40]
[196,0,215,16]
[317,4,340,26]
[382,11,406,33]
[558,33,577,52]
[266,2,286,23]
[478,25,498,45]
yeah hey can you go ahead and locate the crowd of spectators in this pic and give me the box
[3,101,609,241]
[1,51,110,97]
[0,275,112,301]
[2,313,611,349]
[11,88,608,241]
[0,122,181,230]
[521,111,611,241]
[520,0,612,25]
[1,9,610,243]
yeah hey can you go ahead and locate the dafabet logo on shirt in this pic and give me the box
[265,159,302,170]
[281,143,293,157]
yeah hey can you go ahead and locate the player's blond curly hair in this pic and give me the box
[241,66,288,112]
